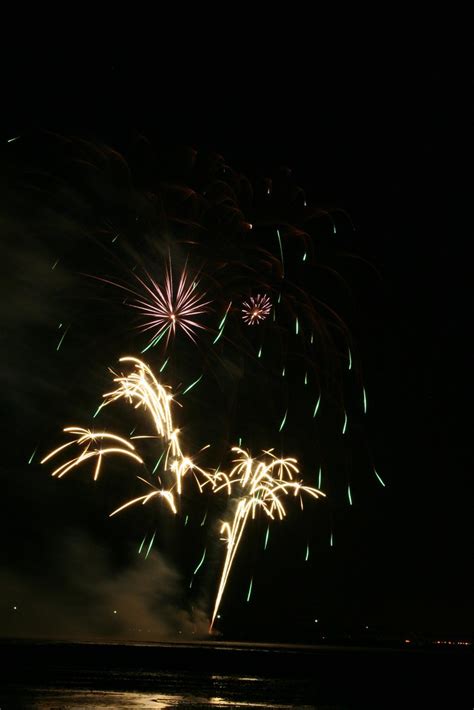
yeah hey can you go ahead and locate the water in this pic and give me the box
[0,639,470,708]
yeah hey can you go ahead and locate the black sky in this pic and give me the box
[1,51,471,641]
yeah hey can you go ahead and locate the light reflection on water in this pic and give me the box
[26,688,313,709]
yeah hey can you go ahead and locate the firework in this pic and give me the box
[97,357,183,464]
[241,294,272,325]
[40,427,143,480]
[109,476,177,517]
[208,447,325,630]
[30,137,378,634]
[130,264,211,351]
[43,358,210,505]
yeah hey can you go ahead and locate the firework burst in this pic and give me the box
[131,265,211,351]
[241,294,272,325]
[207,446,325,630]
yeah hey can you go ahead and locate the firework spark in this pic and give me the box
[241,294,272,326]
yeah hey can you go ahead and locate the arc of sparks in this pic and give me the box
[40,428,143,480]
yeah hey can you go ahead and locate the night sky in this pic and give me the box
[1,52,470,643]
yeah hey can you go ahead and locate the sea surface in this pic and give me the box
[0,639,470,708]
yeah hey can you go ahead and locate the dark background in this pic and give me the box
[0,51,470,642]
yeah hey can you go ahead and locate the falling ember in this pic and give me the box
[219,301,232,330]
[313,394,321,418]
[138,534,147,554]
[242,294,272,326]
[152,450,165,474]
[193,548,207,576]
[56,325,70,351]
[182,373,204,395]
[246,577,254,602]
[276,229,285,277]
[264,524,270,550]
[145,530,156,559]
[374,468,386,487]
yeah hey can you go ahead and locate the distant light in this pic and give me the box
[314,619,318,623]
[405,639,411,644]
[13,606,17,610]
[365,625,369,629]
[113,610,117,614]
[217,614,221,619]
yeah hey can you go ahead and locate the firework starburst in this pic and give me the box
[130,264,211,350]
[241,294,272,325]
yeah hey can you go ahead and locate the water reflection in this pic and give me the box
[28,688,308,708]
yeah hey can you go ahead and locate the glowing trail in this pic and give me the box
[145,530,156,559]
[342,411,347,435]
[246,577,253,602]
[313,394,321,418]
[56,326,70,351]
[374,468,386,487]
[182,374,203,395]
[264,524,270,550]
[193,548,207,576]
[219,301,232,330]
[276,229,285,277]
